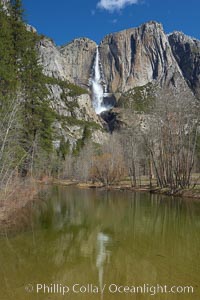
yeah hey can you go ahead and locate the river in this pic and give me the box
[0,186,200,299]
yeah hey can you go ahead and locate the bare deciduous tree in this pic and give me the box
[90,134,126,186]
[143,88,200,191]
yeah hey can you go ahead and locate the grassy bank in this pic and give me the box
[150,187,200,199]
[53,175,200,200]
[1,175,200,233]
[0,179,42,231]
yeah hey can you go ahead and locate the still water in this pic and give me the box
[0,186,200,300]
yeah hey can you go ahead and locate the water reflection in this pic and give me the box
[0,186,200,299]
[96,232,110,299]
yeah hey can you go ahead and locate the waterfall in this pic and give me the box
[91,47,107,114]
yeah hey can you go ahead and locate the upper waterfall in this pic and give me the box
[91,47,108,114]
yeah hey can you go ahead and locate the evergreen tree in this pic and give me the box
[72,125,91,156]
[1,0,55,176]
[59,137,70,160]
[0,3,16,97]
[16,26,55,175]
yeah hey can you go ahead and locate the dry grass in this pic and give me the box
[0,178,39,229]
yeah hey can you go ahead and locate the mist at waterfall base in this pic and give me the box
[91,48,111,115]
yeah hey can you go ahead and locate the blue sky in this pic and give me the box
[23,0,200,46]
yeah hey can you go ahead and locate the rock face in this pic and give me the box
[38,38,68,80]
[60,38,97,88]
[99,21,187,93]
[47,82,105,146]
[168,32,200,99]
[26,24,37,33]
[1,0,9,9]
[1,0,11,14]
[38,21,200,99]
[38,37,97,88]
[38,38,105,147]
[34,21,200,146]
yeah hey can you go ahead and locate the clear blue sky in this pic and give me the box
[23,0,200,46]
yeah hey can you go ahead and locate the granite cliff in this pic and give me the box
[60,38,97,88]
[38,39,106,146]
[38,37,97,88]
[38,21,200,99]
[36,21,200,141]
[99,21,187,93]
[168,31,200,99]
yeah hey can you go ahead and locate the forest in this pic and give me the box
[0,0,200,204]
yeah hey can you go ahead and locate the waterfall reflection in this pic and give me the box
[96,232,110,298]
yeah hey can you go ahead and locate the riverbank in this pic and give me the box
[53,179,200,200]
[52,179,151,192]
[150,187,200,199]
[0,179,42,232]
[1,177,200,233]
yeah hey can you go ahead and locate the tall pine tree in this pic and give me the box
[0,2,16,97]
[0,0,55,179]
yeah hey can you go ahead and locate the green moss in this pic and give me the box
[55,113,101,130]
[118,83,156,113]
[60,93,79,111]
[44,76,88,97]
